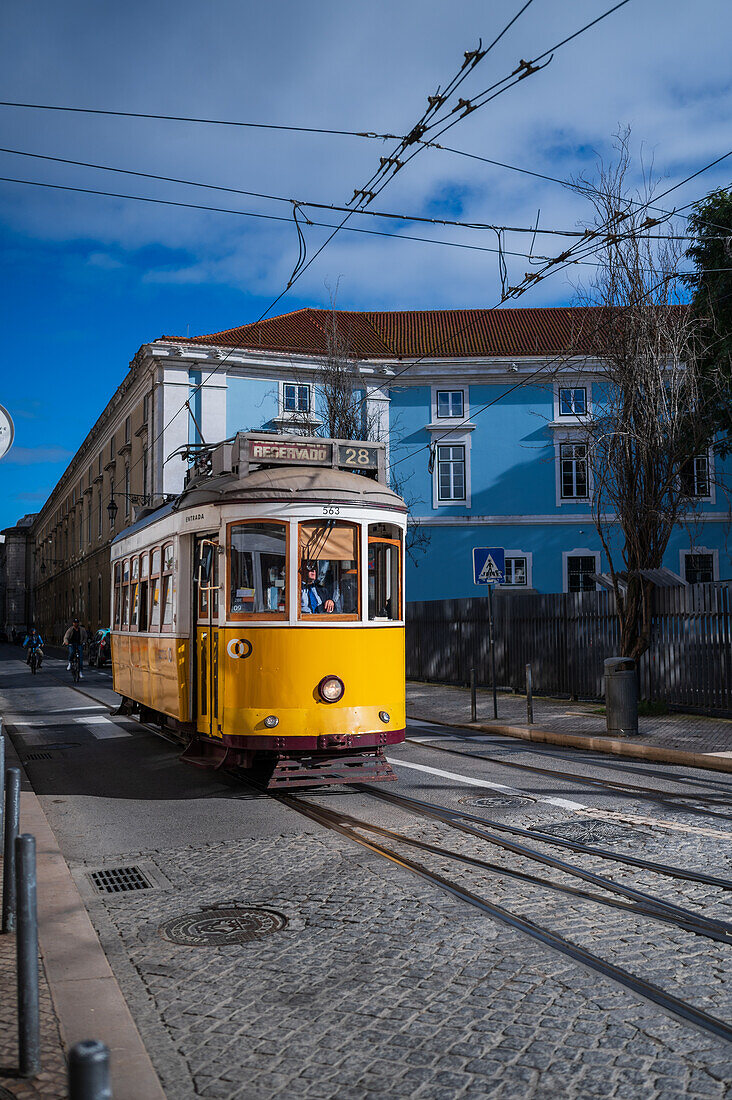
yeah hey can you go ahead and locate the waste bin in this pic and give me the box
[604,657,638,736]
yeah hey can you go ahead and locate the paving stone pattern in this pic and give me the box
[77,820,731,1099]
[0,900,68,1099]
[407,681,732,754]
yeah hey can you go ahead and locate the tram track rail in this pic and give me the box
[405,735,732,821]
[277,789,732,1045]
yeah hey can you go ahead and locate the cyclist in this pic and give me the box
[63,618,87,680]
[23,627,45,669]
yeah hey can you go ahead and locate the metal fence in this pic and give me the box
[406,582,732,714]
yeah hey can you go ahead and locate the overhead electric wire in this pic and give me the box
[1,145,715,241]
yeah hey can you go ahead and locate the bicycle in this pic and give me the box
[69,648,81,683]
[29,649,39,674]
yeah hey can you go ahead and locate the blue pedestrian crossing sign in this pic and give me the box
[473,547,505,585]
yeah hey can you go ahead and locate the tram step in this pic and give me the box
[264,749,397,789]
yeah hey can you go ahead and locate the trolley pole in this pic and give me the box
[488,586,498,720]
[2,767,21,933]
[470,668,477,723]
[16,834,40,1077]
[526,663,534,725]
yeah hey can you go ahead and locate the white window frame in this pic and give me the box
[679,451,715,504]
[435,389,465,419]
[501,550,533,589]
[430,385,469,426]
[553,380,591,423]
[555,437,591,505]
[679,547,718,584]
[282,381,311,415]
[562,548,600,593]
[433,436,471,508]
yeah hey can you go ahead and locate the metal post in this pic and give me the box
[470,668,477,723]
[488,585,498,719]
[526,663,534,725]
[68,1039,112,1100]
[2,767,21,933]
[16,834,40,1077]
[0,723,5,843]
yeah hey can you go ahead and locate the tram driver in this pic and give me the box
[300,560,338,614]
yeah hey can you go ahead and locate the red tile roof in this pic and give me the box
[160,306,646,360]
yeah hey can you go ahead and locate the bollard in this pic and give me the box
[526,663,534,725]
[0,723,5,842]
[470,668,477,723]
[2,767,21,933]
[16,834,40,1077]
[68,1040,112,1100]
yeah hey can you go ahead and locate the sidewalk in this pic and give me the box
[0,729,164,1100]
[407,681,732,772]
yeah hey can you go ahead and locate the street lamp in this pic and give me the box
[107,495,118,526]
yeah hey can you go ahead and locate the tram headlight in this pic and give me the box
[318,675,345,703]
[379,711,390,724]
[263,715,279,728]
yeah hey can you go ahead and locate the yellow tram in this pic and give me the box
[110,433,407,786]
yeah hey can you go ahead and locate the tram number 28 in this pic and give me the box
[342,446,373,467]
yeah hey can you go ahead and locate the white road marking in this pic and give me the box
[388,758,584,811]
[388,757,732,840]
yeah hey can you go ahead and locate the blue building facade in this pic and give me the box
[150,307,731,602]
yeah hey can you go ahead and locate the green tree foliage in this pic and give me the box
[684,188,732,455]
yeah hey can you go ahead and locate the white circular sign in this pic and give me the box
[0,405,14,461]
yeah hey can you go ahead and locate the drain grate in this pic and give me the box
[530,818,642,844]
[160,906,288,946]
[24,751,53,762]
[89,866,152,894]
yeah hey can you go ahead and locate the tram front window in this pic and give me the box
[299,521,359,618]
[229,522,287,617]
[368,523,402,621]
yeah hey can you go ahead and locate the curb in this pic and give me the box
[6,738,166,1100]
[407,712,732,774]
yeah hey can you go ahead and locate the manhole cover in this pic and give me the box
[460,795,535,809]
[160,907,288,946]
[530,818,641,843]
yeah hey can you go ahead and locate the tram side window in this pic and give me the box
[121,558,130,629]
[138,552,149,631]
[130,556,140,629]
[229,522,287,617]
[149,548,161,630]
[299,521,359,619]
[113,562,121,628]
[161,543,175,630]
[368,524,402,621]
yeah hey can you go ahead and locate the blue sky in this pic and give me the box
[1,0,731,528]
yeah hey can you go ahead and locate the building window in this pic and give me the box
[98,454,102,476]
[87,501,92,544]
[436,390,464,418]
[560,442,588,499]
[79,509,83,551]
[98,492,102,537]
[559,388,587,416]
[110,480,115,527]
[683,553,714,584]
[680,454,710,498]
[283,383,310,413]
[437,445,466,501]
[124,415,131,444]
[143,393,149,422]
[142,448,148,498]
[567,555,597,592]
[98,575,103,625]
[124,466,130,515]
[503,556,528,586]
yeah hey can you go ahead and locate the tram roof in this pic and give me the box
[111,464,406,545]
